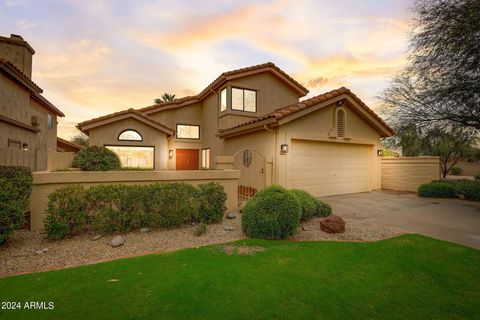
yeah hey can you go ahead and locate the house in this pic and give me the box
[77,62,394,197]
[0,34,65,171]
[56,137,84,153]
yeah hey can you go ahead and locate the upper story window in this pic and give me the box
[47,114,53,129]
[336,109,345,137]
[177,124,200,139]
[118,129,142,141]
[220,88,227,112]
[232,88,256,112]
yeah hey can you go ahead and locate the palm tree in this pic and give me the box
[154,93,176,104]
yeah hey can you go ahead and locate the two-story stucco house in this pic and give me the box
[0,34,65,171]
[77,62,393,197]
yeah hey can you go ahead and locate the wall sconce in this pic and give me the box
[22,143,29,151]
[280,144,289,155]
[169,149,174,158]
[377,149,384,157]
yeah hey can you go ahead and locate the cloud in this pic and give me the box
[16,18,37,29]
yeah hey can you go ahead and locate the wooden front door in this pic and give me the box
[176,149,199,170]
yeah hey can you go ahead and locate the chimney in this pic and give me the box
[0,34,35,78]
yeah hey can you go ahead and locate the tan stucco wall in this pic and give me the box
[47,151,74,171]
[88,118,169,170]
[448,162,480,176]
[0,37,33,78]
[30,170,240,230]
[381,157,441,192]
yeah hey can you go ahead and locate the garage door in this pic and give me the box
[290,140,372,196]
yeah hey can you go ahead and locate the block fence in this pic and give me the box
[381,156,441,192]
[29,169,240,230]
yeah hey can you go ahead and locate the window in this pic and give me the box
[47,114,53,129]
[220,88,227,112]
[201,148,211,169]
[106,146,154,169]
[337,109,345,137]
[8,139,21,149]
[176,124,200,139]
[232,88,256,112]
[118,129,142,141]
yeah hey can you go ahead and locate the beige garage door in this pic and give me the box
[290,140,372,196]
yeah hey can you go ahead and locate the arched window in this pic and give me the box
[118,129,142,141]
[337,109,345,137]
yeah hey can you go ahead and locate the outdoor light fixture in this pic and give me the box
[377,149,384,156]
[280,144,289,155]
[169,149,173,158]
[336,100,344,106]
[22,143,29,151]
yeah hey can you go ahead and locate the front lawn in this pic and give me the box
[0,234,479,319]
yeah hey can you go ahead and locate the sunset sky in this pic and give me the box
[1,0,412,139]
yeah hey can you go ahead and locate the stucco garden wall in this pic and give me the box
[381,157,441,192]
[29,170,240,230]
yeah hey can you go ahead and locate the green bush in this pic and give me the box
[418,181,456,198]
[315,199,332,217]
[0,166,32,244]
[242,185,301,239]
[44,185,87,240]
[144,183,199,228]
[474,174,480,181]
[450,167,462,175]
[194,223,207,236]
[289,189,317,221]
[72,146,121,171]
[198,182,227,223]
[453,180,480,201]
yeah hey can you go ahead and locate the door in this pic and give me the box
[176,149,199,170]
[234,149,266,201]
[290,140,372,196]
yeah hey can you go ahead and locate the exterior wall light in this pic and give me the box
[377,149,384,156]
[280,144,289,155]
[169,149,174,158]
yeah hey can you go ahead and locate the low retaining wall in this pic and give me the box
[30,170,240,230]
[381,157,441,192]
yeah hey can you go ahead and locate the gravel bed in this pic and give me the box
[0,213,405,277]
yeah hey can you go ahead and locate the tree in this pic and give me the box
[154,93,176,104]
[382,0,480,132]
[70,133,89,147]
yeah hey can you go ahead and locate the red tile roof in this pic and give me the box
[217,87,394,137]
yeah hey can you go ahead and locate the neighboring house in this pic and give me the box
[56,137,84,153]
[77,62,393,197]
[0,34,65,171]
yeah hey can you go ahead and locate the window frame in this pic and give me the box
[118,129,143,142]
[47,114,54,130]
[105,144,155,169]
[201,148,211,169]
[176,124,201,140]
[220,87,227,112]
[231,87,257,113]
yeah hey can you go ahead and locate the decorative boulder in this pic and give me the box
[320,215,345,234]
[111,235,125,247]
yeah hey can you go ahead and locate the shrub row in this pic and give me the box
[418,180,480,201]
[242,186,332,239]
[72,146,121,171]
[0,166,33,244]
[44,182,227,239]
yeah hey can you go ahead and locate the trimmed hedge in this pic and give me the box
[242,185,301,239]
[453,180,480,201]
[198,182,227,223]
[418,181,456,198]
[72,146,121,171]
[315,199,332,217]
[44,182,226,239]
[0,166,32,244]
[450,167,462,175]
[290,189,317,221]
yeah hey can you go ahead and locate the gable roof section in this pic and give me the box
[0,59,65,117]
[137,62,309,115]
[77,108,175,136]
[57,137,85,152]
[217,87,394,138]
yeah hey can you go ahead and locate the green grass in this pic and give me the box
[0,234,479,319]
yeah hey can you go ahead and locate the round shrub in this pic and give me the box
[453,180,480,201]
[418,181,456,198]
[0,166,32,244]
[450,167,462,175]
[72,146,121,171]
[44,185,87,239]
[289,189,317,221]
[242,185,301,239]
[474,174,480,181]
[198,182,227,224]
[315,199,332,217]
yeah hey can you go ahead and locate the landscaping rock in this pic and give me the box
[111,236,125,247]
[320,215,346,234]
[226,210,238,219]
[140,227,150,233]
[91,235,102,241]
[301,225,307,231]
[35,250,43,255]
[224,226,234,232]
[42,248,49,253]
[455,194,466,200]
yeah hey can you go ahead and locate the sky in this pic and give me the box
[0,0,413,139]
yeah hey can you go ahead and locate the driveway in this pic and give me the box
[323,191,480,249]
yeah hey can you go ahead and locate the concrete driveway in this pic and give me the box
[323,191,480,249]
